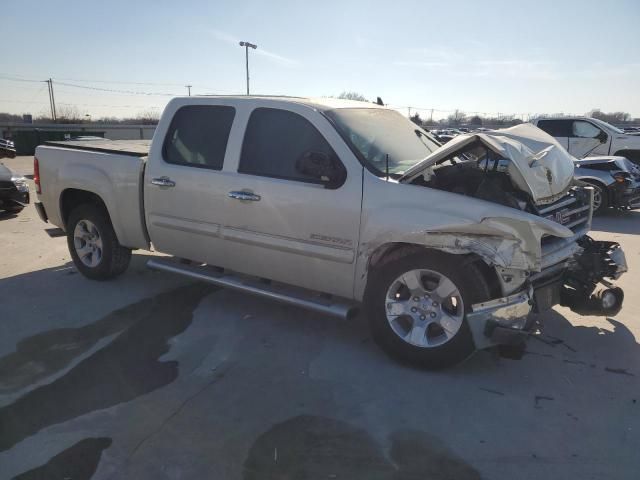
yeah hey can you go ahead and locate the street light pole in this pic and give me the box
[185,85,192,96]
[239,41,257,95]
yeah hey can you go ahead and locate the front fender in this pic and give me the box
[354,176,574,300]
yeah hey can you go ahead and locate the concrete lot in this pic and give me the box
[1,156,639,479]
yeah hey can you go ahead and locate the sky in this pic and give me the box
[2,0,640,120]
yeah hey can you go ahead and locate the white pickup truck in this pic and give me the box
[34,97,627,368]
[533,116,640,164]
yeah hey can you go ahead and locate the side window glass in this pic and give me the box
[537,119,572,137]
[163,105,235,170]
[572,121,601,138]
[239,108,344,185]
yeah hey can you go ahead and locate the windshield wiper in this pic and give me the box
[414,129,436,149]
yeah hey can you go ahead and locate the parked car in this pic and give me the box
[533,116,640,165]
[33,97,627,368]
[0,139,17,159]
[0,162,30,214]
[573,156,640,213]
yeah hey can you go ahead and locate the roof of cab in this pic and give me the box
[177,95,385,111]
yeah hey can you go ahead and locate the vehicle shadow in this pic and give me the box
[592,209,640,234]
[0,211,19,221]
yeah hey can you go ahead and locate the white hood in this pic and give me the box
[400,123,576,205]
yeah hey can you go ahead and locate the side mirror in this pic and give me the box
[296,151,345,188]
[597,130,608,144]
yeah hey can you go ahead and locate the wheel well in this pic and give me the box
[60,189,108,227]
[367,242,502,298]
[613,150,640,162]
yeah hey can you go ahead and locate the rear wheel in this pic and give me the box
[365,250,492,369]
[66,204,131,280]
[583,180,608,214]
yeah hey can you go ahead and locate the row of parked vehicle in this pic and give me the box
[0,139,30,215]
[429,117,640,214]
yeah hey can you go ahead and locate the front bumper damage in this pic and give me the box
[467,237,627,350]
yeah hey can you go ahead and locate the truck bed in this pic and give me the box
[44,139,151,157]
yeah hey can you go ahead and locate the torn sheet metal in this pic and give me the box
[400,123,575,205]
[467,289,533,349]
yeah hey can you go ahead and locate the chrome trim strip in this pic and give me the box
[538,196,576,214]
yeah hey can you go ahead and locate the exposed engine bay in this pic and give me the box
[408,141,537,212]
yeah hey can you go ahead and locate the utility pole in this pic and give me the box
[430,108,434,123]
[185,85,192,96]
[46,78,57,122]
[239,41,257,95]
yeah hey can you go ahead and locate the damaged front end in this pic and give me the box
[466,236,627,350]
[398,124,628,350]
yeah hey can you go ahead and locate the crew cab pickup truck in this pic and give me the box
[34,97,627,368]
[533,116,640,164]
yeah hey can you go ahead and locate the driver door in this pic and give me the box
[220,106,363,298]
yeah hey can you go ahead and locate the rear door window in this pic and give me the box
[239,107,342,184]
[537,119,572,137]
[163,105,235,170]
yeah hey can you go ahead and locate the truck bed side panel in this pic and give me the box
[35,145,149,249]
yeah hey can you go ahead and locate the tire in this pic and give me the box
[583,180,608,215]
[66,203,131,280]
[364,250,492,369]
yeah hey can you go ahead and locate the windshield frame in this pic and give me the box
[321,107,442,178]
[590,117,624,134]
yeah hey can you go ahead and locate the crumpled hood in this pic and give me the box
[400,123,576,205]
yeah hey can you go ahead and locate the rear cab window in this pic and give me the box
[239,107,344,184]
[163,105,235,170]
[537,119,572,137]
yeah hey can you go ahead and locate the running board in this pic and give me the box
[147,258,359,320]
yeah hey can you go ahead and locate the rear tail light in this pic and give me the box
[34,156,41,194]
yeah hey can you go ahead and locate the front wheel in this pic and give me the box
[66,204,131,280]
[364,250,492,369]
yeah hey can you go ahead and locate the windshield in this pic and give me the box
[325,108,441,176]
[590,117,624,134]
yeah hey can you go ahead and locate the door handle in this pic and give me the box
[151,176,176,187]
[228,191,261,201]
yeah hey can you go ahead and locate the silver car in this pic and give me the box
[574,156,640,213]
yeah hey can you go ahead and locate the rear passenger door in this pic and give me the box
[144,104,236,265]
[536,119,571,150]
[221,106,363,298]
[568,120,605,158]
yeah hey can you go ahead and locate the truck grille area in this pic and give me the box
[536,186,592,235]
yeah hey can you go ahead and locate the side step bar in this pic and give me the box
[147,258,359,320]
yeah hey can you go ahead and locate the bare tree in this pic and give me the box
[135,109,161,125]
[589,109,632,124]
[446,109,467,125]
[409,112,423,126]
[55,105,84,124]
[337,91,368,102]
